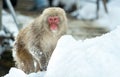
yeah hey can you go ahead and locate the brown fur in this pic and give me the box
[13,7,67,73]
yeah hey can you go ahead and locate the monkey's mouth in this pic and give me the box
[50,24,58,31]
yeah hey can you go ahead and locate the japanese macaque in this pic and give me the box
[12,7,67,74]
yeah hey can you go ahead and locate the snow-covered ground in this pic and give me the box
[2,10,33,37]
[71,0,120,30]
[4,68,46,77]
[0,10,33,55]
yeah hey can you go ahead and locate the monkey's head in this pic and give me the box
[41,7,67,33]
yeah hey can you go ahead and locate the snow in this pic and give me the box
[4,68,27,77]
[1,10,33,54]
[71,0,120,30]
[2,10,33,37]
[45,26,120,77]
[4,25,120,77]
[4,67,46,77]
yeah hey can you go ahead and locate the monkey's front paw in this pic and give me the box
[40,62,48,71]
[40,65,47,71]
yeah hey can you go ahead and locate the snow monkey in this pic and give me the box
[12,7,67,73]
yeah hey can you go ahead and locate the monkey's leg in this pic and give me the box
[28,46,47,71]
[39,54,47,71]
[13,45,40,73]
[41,51,53,71]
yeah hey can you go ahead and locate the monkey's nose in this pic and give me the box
[53,16,59,23]
[48,17,54,23]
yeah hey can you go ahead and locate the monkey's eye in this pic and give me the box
[48,17,54,24]
[54,16,59,22]
[54,18,57,21]
[48,17,53,20]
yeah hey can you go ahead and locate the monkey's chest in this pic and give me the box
[40,36,58,53]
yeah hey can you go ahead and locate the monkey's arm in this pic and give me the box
[13,26,41,73]
[28,45,47,71]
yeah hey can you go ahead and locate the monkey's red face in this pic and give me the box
[48,16,59,31]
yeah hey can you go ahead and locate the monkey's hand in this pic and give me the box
[29,46,47,71]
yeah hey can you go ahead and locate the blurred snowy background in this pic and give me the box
[1,0,120,77]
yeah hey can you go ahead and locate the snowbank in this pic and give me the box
[4,67,45,77]
[4,26,120,77]
[4,68,27,77]
[45,26,120,77]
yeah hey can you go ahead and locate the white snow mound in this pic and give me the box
[45,26,120,77]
